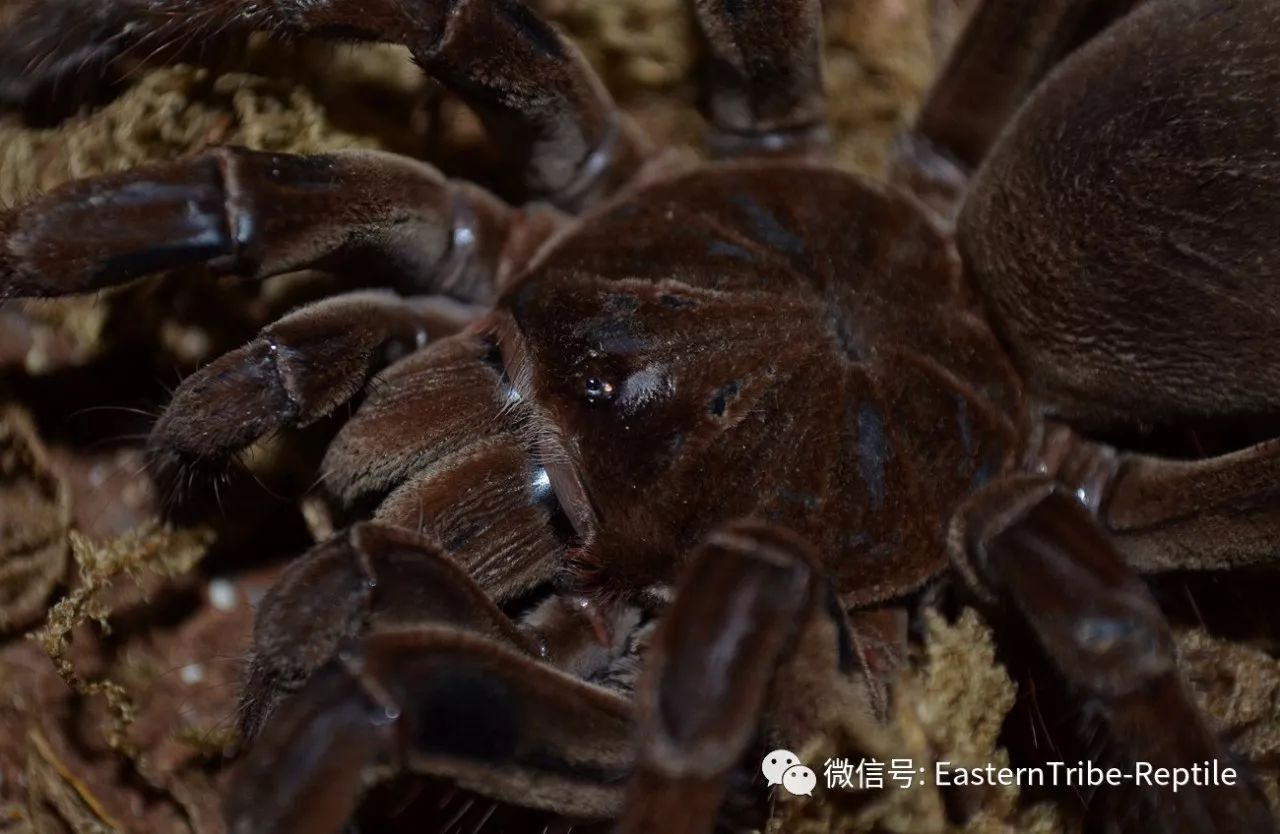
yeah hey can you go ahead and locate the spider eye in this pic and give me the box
[582,374,617,404]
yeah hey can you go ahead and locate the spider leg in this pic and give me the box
[892,0,1141,214]
[227,626,634,834]
[148,290,482,490]
[617,519,865,834]
[953,477,1276,834]
[1029,424,1280,575]
[618,521,814,834]
[1101,439,1280,575]
[238,521,539,741]
[0,147,545,302]
[690,0,827,159]
[0,0,648,208]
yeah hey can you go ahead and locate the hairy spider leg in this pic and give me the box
[952,480,1276,834]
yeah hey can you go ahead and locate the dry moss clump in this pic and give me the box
[1177,628,1280,817]
[35,520,212,748]
[544,0,697,93]
[823,0,936,176]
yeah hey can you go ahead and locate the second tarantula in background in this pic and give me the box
[1,0,1278,831]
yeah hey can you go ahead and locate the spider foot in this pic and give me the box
[147,292,477,499]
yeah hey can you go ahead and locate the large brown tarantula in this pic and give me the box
[2,0,1279,831]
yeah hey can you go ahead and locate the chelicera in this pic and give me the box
[1,0,1278,832]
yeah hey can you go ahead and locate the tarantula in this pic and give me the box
[1,0,1278,831]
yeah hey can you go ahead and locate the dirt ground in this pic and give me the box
[0,2,1277,833]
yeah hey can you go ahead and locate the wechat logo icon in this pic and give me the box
[762,749,817,797]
